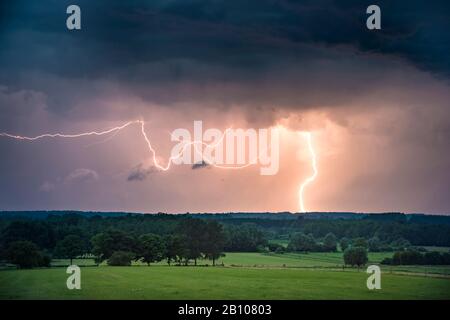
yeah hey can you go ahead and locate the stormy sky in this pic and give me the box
[0,0,449,213]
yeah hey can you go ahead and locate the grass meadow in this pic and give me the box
[1,251,449,299]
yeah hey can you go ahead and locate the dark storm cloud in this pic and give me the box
[0,0,447,123]
[0,0,448,82]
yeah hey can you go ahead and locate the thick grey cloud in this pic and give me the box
[2,1,449,73]
[1,1,448,91]
[0,0,448,129]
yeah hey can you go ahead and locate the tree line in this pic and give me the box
[0,215,270,268]
[1,212,450,268]
[286,232,413,253]
[0,218,231,268]
[92,219,226,266]
[382,249,450,266]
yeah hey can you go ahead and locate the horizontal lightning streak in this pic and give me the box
[0,121,137,140]
[0,120,258,172]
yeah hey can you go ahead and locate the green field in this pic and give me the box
[1,265,449,300]
[49,252,389,268]
[1,251,450,299]
[48,251,450,276]
[220,252,450,275]
[220,252,392,267]
[50,251,450,276]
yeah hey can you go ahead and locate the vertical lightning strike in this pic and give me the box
[299,132,318,213]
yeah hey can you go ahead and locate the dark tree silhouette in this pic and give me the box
[138,234,165,265]
[203,221,226,266]
[54,234,84,265]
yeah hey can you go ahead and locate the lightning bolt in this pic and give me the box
[0,120,257,172]
[1,122,317,211]
[299,132,318,213]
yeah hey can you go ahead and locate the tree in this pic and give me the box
[54,235,84,265]
[178,219,207,265]
[5,241,47,268]
[203,221,226,266]
[1,221,56,250]
[288,233,316,252]
[424,252,443,265]
[91,229,137,263]
[353,237,368,248]
[340,237,351,251]
[138,234,165,265]
[224,224,267,252]
[164,234,187,266]
[107,251,135,266]
[323,233,337,252]
[368,237,381,252]
[392,250,423,265]
[343,247,368,267]
[387,250,450,266]
[390,238,411,251]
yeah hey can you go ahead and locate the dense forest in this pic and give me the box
[1,212,450,268]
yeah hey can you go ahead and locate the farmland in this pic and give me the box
[1,251,449,300]
[1,212,450,299]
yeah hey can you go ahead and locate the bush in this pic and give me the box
[267,243,285,253]
[275,246,285,254]
[256,245,269,253]
[343,247,368,267]
[107,251,135,266]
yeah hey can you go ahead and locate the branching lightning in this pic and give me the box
[1,122,319,211]
[0,120,255,172]
[299,132,318,213]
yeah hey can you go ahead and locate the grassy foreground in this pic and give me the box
[1,266,449,300]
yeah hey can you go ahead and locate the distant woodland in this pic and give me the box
[1,211,449,268]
